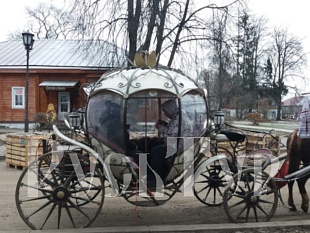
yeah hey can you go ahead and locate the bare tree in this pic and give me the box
[66,0,244,66]
[9,3,77,40]
[265,27,307,120]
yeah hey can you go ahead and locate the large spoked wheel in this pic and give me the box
[15,150,105,230]
[223,168,278,223]
[194,146,234,206]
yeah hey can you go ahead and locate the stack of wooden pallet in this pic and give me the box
[5,132,51,169]
[245,132,280,157]
[216,131,280,157]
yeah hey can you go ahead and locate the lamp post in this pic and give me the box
[22,32,35,132]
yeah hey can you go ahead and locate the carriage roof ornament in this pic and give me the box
[89,51,204,98]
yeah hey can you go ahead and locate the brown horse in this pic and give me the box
[286,129,310,212]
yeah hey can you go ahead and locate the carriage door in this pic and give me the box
[58,92,70,120]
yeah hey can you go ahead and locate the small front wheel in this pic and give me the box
[223,168,278,223]
[193,147,233,206]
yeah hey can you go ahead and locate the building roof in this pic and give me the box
[282,96,303,106]
[0,40,127,70]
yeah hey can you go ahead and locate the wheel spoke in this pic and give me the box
[245,206,251,222]
[203,185,212,202]
[67,199,91,219]
[39,156,59,187]
[196,183,209,195]
[229,188,244,199]
[257,203,269,216]
[57,204,62,229]
[216,186,224,198]
[20,194,51,203]
[213,187,217,203]
[70,196,102,205]
[64,204,76,228]
[227,199,245,209]
[40,203,57,229]
[235,205,247,221]
[27,199,53,218]
[64,171,76,188]
[38,169,58,187]
[200,173,209,180]
[195,179,208,185]
[235,181,246,194]
[50,168,60,187]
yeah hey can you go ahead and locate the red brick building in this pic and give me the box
[0,40,125,128]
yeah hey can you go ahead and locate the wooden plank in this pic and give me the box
[6,147,43,157]
[5,158,11,164]
[5,133,51,169]
[11,155,26,161]
[8,159,21,166]
[244,131,280,157]
[7,145,27,152]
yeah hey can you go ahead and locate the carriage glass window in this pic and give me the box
[87,91,125,152]
[181,92,208,136]
[127,98,158,139]
[126,90,176,139]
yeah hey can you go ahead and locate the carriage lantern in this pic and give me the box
[78,107,86,128]
[69,111,80,130]
[213,110,225,127]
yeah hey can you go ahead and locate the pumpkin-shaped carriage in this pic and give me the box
[15,65,280,229]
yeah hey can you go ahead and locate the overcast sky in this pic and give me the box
[0,0,308,98]
[1,0,308,42]
[248,0,310,58]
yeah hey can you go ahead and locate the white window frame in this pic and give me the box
[12,87,25,109]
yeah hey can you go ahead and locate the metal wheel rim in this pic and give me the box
[15,151,105,230]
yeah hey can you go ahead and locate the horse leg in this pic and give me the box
[297,175,310,212]
[286,130,301,212]
[288,180,297,211]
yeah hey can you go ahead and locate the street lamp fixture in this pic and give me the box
[22,32,35,132]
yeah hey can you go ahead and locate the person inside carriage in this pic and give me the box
[99,100,123,145]
[148,99,193,184]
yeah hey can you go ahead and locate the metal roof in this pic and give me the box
[0,40,127,69]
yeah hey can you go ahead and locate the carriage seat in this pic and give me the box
[237,148,274,169]
[220,130,246,142]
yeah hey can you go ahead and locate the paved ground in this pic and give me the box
[1,157,310,233]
